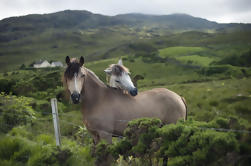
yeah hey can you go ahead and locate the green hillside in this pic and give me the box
[1,52,251,165]
[0,10,251,71]
[0,10,251,166]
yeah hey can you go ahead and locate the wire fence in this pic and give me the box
[1,110,251,135]
[1,103,251,148]
[3,114,251,133]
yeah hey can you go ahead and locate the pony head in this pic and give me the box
[104,59,138,96]
[64,56,86,104]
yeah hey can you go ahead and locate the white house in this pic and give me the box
[51,61,63,67]
[33,60,51,68]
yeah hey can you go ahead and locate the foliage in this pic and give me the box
[0,128,95,166]
[129,42,157,53]
[217,49,251,67]
[0,93,36,133]
[0,79,15,94]
[199,65,243,77]
[96,117,250,166]
[11,69,63,97]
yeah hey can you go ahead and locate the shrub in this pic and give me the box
[27,144,59,166]
[0,93,36,133]
[97,118,245,166]
[199,65,240,76]
[31,99,51,115]
[0,133,94,166]
[19,64,26,70]
[0,136,32,165]
[217,49,251,67]
[62,138,94,166]
[0,79,15,94]
[129,42,157,53]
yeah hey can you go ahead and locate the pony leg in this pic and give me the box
[162,157,168,166]
[87,129,100,145]
[98,131,112,144]
[92,134,100,145]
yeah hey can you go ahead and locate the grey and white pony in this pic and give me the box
[104,59,138,96]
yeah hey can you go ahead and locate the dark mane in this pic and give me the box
[64,62,81,79]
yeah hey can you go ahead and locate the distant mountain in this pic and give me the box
[0,10,123,31]
[115,13,219,29]
[1,10,251,43]
[0,10,124,42]
[1,10,251,71]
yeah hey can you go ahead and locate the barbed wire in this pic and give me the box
[58,118,251,137]
[59,119,83,127]
[1,111,251,135]
[194,126,251,134]
[60,135,91,147]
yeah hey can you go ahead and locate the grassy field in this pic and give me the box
[1,30,251,72]
[159,46,206,58]
[1,53,251,165]
[1,27,251,165]
[176,55,215,66]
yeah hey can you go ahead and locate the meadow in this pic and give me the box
[0,25,251,165]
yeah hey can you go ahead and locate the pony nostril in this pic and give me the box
[134,88,138,95]
[130,88,138,96]
[71,92,81,103]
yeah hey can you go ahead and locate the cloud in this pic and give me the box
[227,0,251,12]
[0,0,251,23]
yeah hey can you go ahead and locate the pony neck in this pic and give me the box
[82,68,107,107]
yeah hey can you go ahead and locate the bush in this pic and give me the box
[96,118,248,166]
[218,49,251,67]
[199,65,243,77]
[0,136,32,165]
[61,138,94,166]
[129,42,157,53]
[0,132,94,166]
[0,93,36,133]
[0,79,15,94]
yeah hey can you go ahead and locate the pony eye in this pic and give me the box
[115,80,120,83]
[81,74,85,78]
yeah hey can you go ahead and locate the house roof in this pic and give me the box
[51,61,63,66]
[34,60,49,65]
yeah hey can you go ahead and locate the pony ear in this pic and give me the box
[80,56,84,67]
[118,58,123,66]
[65,56,70,65]
[104,68,112,75]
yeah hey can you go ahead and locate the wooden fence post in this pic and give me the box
[51,98,61,146]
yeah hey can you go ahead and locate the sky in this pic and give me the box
[1,0,251,23]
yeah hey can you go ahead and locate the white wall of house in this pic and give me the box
[33,60,63,68]
[51,62,63,67]
[33,61,51,68]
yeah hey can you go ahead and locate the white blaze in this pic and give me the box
[67,71,85,94]
[110,72,135,91]
[74,73,79,93]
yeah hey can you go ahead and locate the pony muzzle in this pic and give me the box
[71,91,81,104]
[129,88,138,96]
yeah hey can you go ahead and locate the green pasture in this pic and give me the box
[140,77,251,123]
[176,55,215,66]
[159,46,206,58]
[2,30,251,72]
[158,46,217,67]
[1,28,251,165]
